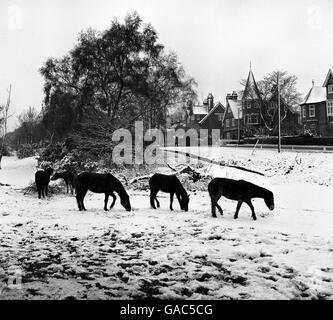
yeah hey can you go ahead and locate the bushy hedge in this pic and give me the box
[17,144,37,159]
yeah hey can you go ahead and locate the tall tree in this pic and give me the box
[0,85,12,169]
[39,12,196,135]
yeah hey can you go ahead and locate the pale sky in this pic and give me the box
[1,0,333,130]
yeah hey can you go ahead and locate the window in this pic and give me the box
[231,118,235,127]
[327,101,333,115]
[226,119,229,128]
[309,105,316,118]
[302,106,306,118]
[216,113,224,121]
[328,84,333,94]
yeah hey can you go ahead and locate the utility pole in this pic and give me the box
[237,106,240,144]
[277,72,281,153]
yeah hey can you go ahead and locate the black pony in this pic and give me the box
[51,170,77,194]
[208,178,274,220]
[35,167,54,199]
[149,173,189,211]
[75,172,131,212]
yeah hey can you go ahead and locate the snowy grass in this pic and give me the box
[0,152,333,300]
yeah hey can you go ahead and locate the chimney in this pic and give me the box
[226,91,238,101]
[207,93,214,111]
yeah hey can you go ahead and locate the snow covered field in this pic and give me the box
[0,148,333,300]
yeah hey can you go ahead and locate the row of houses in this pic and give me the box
[167,66,333,139]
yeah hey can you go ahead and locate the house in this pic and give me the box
[241,68,262,136]
[223,67,301,139]
[223,91,242,140]
[323,68,333,125]
[300,83,328,136]
[186,93,225,137]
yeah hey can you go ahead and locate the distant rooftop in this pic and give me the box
[301,86,326,105]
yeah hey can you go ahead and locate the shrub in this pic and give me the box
[17,144,36,159]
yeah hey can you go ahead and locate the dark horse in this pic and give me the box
[35,167,54,199]
[149,173,189,211]
[51,170,77,194]
[208,178,274,220]
[75,172,131,212]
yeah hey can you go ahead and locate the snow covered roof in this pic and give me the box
[301,86,326,105]
[199,102,225,124]
[227,99,243,119]
[192,105,208,115]
[323,67,333,87]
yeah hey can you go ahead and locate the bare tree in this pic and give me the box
[0,85,12,169]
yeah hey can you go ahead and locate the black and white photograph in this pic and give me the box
[0,0,333,305]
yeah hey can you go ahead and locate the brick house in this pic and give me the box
[323,68,333,128]
[223,91,242,140]
[186,93,225,137]
[300,84,327,135]
[223,68,300,139]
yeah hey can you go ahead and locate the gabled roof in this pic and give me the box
[300,86,326,105]
[242,69,261,100]
[226,99,243,119]
[323,68,333,87]
[199,102,225,124]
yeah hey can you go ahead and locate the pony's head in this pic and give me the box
[50,171,63,181]
[45,167,54,177]
[180,193,190,212]
[121,194,132,212]
[264,191,274,211]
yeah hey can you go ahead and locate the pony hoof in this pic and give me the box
[212,215,217,218]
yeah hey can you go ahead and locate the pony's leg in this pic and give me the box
[155,195,160,208]
[41,185,45,198]
[37,185,41,199]
[70,183,73,195]
[176,193,182,210]
[170,193,174,211]
[66,181,69,194]
[215,195,223,215]
[246,200,256,220]
[234,201,243,219]
[104,193,109,211]
[110,193,116,209]
[150,191,157,209]
[45,184,48,197]
[80,188,88,211]
[76,193,82,211]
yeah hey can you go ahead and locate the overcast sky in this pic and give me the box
[1,0,333,130]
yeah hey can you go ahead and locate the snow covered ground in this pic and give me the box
[0,148,333,300]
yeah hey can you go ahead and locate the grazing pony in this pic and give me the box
[149,173,189,211]
[51,170,77,194]
[75,172,131,212]
[208,178,274,220]
[35,167,54,199]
